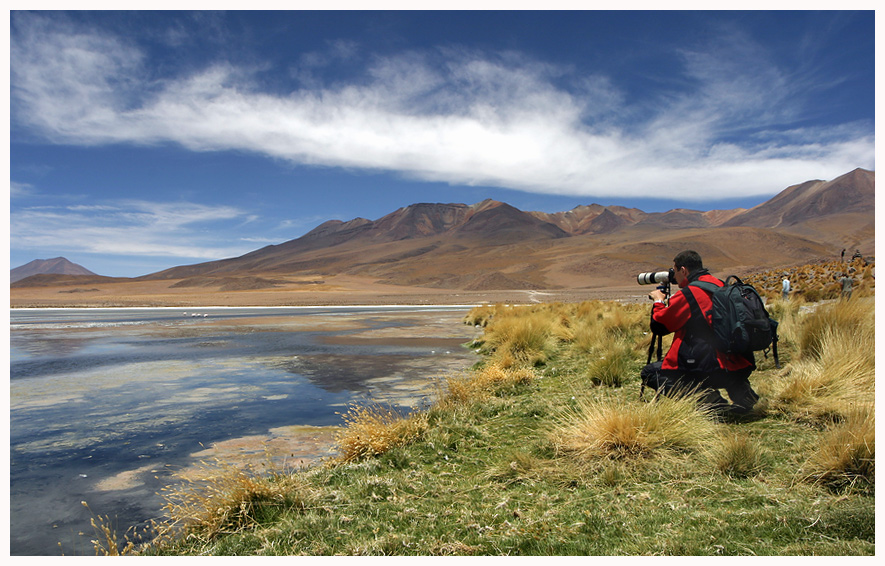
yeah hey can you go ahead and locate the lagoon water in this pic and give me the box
[9,306,480,555]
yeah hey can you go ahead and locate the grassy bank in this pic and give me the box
[101,294,873,556]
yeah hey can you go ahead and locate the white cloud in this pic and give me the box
[11,200,256,260]
[10,15,874,202]
[10,182,38,199]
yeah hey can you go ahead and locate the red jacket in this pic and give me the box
[651,272,754,373]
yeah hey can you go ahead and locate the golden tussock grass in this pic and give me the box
[84,458,312,554]
[583,340,638,387]
[154,458,310,545]
[569,301,646,351]
[763,298,874,423]
[334,403,429,463]
[708,432,767,478]
[440,363,537,407]
[800,406,875,489]
[476,308,560,367]
[793,297,873,360]
[462,303,500,327]
[551,391,717,460]
[332,363,538,467]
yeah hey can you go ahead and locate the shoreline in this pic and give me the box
[9,285,649,310]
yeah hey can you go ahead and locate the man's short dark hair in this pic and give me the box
[673,250,703,274]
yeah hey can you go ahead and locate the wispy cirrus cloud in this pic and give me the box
[10,14,873,202]
[10,181,38,198]
[11,200,256,260]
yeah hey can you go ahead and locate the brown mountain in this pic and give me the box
[722,168,874,251]
[10,257,97,283]
[725,168,873,227]
[11,169,874,302]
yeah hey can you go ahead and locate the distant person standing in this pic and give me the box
[781,277,791,300]
[841,248,846,262]
[839,273,854,299]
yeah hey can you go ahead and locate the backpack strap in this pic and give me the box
[682,281,720,346]
[681,282,717,337]
[687,280,720,295]
[682,281,719,323]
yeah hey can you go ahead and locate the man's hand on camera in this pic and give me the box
[648,289,666,303]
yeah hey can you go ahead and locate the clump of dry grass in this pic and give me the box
[440,363,537,406]
[334,403,429,463]
[463,303,500,327]
[156,458,309,544]
[800,406,874,490]
[709,432,766,478]
[793,298,873,360]
[584,340,638,387]
[763,299,874,423]
[552,392,717,460]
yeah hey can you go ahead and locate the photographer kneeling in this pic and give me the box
[641,250,758,416]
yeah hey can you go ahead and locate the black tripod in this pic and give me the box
[646,281,671,365]
[640,281,671,402]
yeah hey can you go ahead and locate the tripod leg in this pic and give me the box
[647,332,664,364]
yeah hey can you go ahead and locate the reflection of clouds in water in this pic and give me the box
[11,357,288,411]
[93,463,158,491]
[14,432,110,454]
[300,351,476,418]
[11,358,290,454]
[10,332,95,357]
[11,333,473,454]
[94,425,340,492]
[10,359,203,409]
[184,425,340,474]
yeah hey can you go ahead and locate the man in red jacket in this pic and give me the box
[640,250,758,415]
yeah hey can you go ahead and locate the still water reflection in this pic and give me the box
[9,306,480,555]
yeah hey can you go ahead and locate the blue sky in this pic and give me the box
[7,8,876,277]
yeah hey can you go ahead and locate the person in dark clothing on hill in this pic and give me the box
[640,250,758,415]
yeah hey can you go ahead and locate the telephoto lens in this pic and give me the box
[636,270,672,285]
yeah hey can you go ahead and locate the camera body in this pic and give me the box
[636,268,675,286]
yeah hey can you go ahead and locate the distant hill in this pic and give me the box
[10,257,98,283]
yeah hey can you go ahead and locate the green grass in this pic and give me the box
[117,297,873,556]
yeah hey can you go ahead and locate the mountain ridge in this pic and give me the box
[12,168,874,295]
